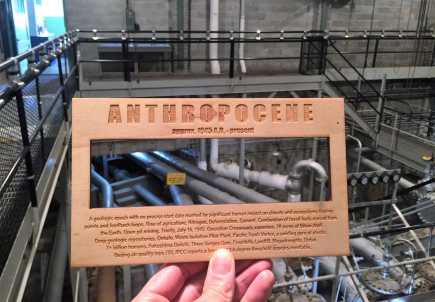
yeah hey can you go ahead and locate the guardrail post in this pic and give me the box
[122,40,131,82]
[16,90,38,207]
[372,38,379,67]
[229,39,235,78]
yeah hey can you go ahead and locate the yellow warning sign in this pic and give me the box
[166,172,186,185]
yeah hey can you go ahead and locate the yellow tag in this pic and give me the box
[166,172,186,185]
[422,155,433,161]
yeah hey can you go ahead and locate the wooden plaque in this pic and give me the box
[71,98,349,267]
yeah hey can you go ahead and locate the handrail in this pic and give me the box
[0,30,77,72]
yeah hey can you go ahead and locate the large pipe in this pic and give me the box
[319,257,362,302]
[129,153,243,204]
[350,238,404,280]
[209,0,221,74]
[91,166,114,208]
[152,151,278,203]
[209,139,330,200]
[360,156,415,189]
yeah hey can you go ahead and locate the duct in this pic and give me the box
[128,153,243,204]
[111,167,165,206]
[209,0,221,74]
[91,166,114,208]
[319,257,362,302]
[360,156,415,190]
[238,0,247,73]
[151,151,278,203]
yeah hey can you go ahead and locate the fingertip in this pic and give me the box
[241,269,275,302]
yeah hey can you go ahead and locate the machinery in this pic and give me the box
[0,17,434,302]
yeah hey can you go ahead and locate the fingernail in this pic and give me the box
[210,249,233,275]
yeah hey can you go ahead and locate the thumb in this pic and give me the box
[196,249,235,302]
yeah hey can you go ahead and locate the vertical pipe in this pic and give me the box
[122,40,131,81]
[372,38,379,67]
[238,0,246,73]
[229,39,235,78]
[330,257,342,301]
[209,0,220,74]
[177,0,185,71]
[239,138,245,185]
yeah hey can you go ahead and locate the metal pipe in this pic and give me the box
[274,256,435,288]
[152,151,277,203]
[209,0,220,74]
[393,204,435,269]
[168,185,193,205]
[238,0,247,73]
[111,168,165,206]
[239,138,245,185]
[129,153,243,204]
[360,156,416,189]
[346,135,362,173]
[318,257,362,302]
[91,166,114,208]
[350,237,404,280]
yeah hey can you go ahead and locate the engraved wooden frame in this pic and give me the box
[71,98,349,267]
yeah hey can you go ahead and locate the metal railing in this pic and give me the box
[0,30,78,274]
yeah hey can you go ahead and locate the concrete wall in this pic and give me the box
[64,0,431,77]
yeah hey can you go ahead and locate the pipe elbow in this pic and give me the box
[290,159,328,183]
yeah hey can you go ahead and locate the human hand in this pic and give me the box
[132,249,275,302]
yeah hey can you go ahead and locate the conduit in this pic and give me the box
[129,153,243,204]
[209,0,221,74]
[151,151,278,203]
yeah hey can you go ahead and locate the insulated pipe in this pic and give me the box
[346,135,363,173]
[91,166,114,208]
[350,238,404,280]
[152,151,278,203]
[238,0,247,73]
[209,0,221,74]
[129,153,243,204]
[360,156,415,189]
[210,139,289,191]
[319,257,363,302]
